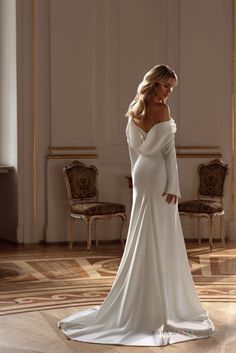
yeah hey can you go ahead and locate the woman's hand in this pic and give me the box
[162,192,177,204]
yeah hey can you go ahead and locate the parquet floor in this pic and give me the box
[0,241,236,353]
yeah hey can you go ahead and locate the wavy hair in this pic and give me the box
[125,65,177,121]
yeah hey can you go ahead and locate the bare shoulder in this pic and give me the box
[149,103,171,123]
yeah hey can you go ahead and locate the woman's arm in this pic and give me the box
[152,104,181,203]
[161,138,181,200]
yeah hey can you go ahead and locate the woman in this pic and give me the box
[58,64,215,346]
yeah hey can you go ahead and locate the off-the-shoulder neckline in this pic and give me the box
[132,117,174,135]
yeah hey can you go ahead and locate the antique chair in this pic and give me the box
[178,159,229,250]
[63,160,127,251]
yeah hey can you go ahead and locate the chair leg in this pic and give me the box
[94,219,99,248]
[120,214,127,249]
[197,217,201,245]
[208,216,214,251]
[69,217,75,249]
[220,214,225,246]
[86,218,92,251]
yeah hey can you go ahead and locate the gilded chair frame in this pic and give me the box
[63,161,127,250]
[179,159,229,250]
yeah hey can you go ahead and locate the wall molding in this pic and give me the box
[47,154,99,160]
[47,146,99,159]
[176,146,220,149]
[46,146,221,160]
[48,146,97,151]
[177,153,222,158]
[176,145,221,158]
[32,0,37,227]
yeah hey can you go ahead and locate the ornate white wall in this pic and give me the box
[177,0,233,240]
[13,0,233,244]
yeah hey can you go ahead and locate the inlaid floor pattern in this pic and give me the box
[1,241,236,353]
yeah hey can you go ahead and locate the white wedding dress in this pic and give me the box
[58,117,215,346]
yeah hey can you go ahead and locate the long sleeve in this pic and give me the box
[161,138,181,198]
[128,146,139,177]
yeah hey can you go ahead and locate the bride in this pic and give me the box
[58,64,215,346]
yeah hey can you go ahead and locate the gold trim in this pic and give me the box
[48,154,99,159]
[48,146,97,151]
[177,153,222,158]
[49,146,218,152]
[32,0,37,227]
[176,146,220,150]
[47,153,219,159]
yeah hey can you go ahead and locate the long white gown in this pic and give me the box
[58,117,215,346]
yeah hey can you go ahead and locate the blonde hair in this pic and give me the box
[125,64,177,121]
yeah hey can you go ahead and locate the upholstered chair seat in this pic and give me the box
[178,200,223,214]
[71,202,126,216]
[178,159,229,250]
[64,160,127,251]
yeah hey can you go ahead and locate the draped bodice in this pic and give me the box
[126,117,177,157]
[125,116,181,198]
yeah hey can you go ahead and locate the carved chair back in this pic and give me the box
[197,159,229,203]
[63,161,99,203]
